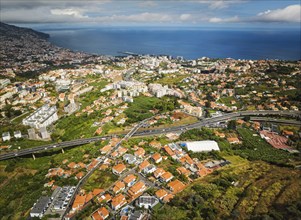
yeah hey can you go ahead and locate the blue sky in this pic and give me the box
[1,0,300,28]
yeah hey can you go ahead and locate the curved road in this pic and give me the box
[0,110,300,161]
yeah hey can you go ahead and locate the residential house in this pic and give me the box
[128,181,147,197]
[98,193,112,203]
[123,154,137,164]
[136,193,159,209]
[75,172,84,180]
[72,195,86,211]
[123,174,137,187]
[111,194,127,210]
[153,168,165,178]
[168,180,186,194]
[143,164,157,174]
[113,181,126,194]
[155,189,168,200]
[92,207,109,220]
[139,160,150,171]
[134,148,145,158]
[160,172,173,183]
[151,153,162,164]
[176,167,191,177]
[112,163,126,175]
[227,137,240,144]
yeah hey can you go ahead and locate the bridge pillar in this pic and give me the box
[61,148,64,154]
[32,154,36,160]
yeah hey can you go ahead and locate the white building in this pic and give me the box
[136,193,159,209]
[182,140,220,152]
[23,105,58,129]
[2,132,11,141]
[13,131,22,139]
[30,196,52,218]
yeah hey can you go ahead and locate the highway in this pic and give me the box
[0,110,300,161]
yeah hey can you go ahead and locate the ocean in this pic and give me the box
[45,27,301,60]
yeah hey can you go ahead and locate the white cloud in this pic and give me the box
[209,16,239,23]
[256,5,301,22]
[51,8,88,18]
[199,0,245,9]
[180,14,192,21]
[96,12,173,23]
[139,1,157,8]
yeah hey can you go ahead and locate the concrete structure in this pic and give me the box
[182,141,220,152]
[52,186,75,210]
[23,105,58,129]
[40,127,50,139]
[28,128,38,140]
[136,193,159,209]
[123,154,137,164]
[13,131,22,139]
[0,79,11,89]
[64,102,79,115]
[2,132,11,141]
[30,196,52,218]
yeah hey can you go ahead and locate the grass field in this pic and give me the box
[0,142,104,220]
[153,155,301,220]
[155,74,186,85]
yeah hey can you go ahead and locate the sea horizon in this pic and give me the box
[43,27,301,61]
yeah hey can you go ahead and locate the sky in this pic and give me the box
[0,0,300,29]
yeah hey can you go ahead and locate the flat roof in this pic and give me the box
[183,140,220,152]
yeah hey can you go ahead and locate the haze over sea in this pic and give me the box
[44,27,301,60]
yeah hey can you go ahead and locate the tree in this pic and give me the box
[227,120,237,130]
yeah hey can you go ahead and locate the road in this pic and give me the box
[0,110,300,161]
[62,117,148,219]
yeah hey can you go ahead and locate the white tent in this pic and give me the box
[183,140,220,152]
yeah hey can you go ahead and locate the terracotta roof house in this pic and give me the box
[128,181,147,197]
[100,145,112,154]
[160,171,174,182]
[168,179,186,194]
[98,193,112,203]
[93,188,104,197]
[113,181,125,194]
[154,168,166,178]
[111,194,127,210]
[151,153,162,163]
[72,195,86,211]
[176,167,191,177]
[67,162,78,169]
[112,163,126,175]
[163,194,174,203]
[92,207,109,220]
[155,189,168,200]
[163,145,175,157]
[123,174,137,187]
[134,147,145,158]
[227,137,240,144]
[139,160,150,171]
[75,172,84,180]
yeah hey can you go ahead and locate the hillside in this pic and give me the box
[0,22,90,78]
[0,22,49,39]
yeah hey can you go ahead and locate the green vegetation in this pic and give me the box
[0,142,104,220]
[53,114,98,141]
[155,74,186,85]
[83,169,118,192]
[124,96,179,123]
[153,157,301,220]
[235,128,298,166]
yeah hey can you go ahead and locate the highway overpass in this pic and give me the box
[0,110,299,161]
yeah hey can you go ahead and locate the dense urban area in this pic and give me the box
[0,22,301,220]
